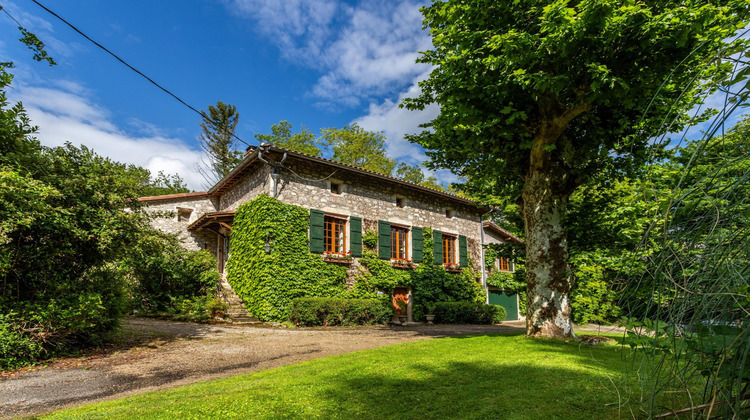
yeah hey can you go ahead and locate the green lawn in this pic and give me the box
[46,332,649,419]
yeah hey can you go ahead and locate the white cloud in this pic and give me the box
[225,0,430,106]
[8,83,206,190]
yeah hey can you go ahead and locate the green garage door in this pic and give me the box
[488,290,519,321]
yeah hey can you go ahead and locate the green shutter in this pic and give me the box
[412,227,423,263]
[433,230,443,265]
[459,235,468,267]
[378,220,391,260]
[309,209,324,253]
[350,216,362,257]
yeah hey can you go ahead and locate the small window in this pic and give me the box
[445,208,454,218]
[177,207,192,222]
[331,182,342,194]
[498,257,511,272]
[324,215,346,254]
[442,235,457,265]
[395,197,404,208]
[390,225,409,261]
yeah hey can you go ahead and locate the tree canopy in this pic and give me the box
[321,123,397,176]
[254,120,323,157]
[404,0,749,337]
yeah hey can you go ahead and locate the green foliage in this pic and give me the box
[404,0,750,334]
[141,171,190,196]
[226,195,348,322]
[623,111,750,417]
[254,120,323,156]
[321,123,396,175]
[166,295,227,322]
[0,311,44,369]
[404,0,747,199]
[288,297,392,327]
[227,197,486,322]
[196,100,243,186]
[433,302,505,324]
[125,230,220,313]
[362,229,378,250]
[395,162,443,190]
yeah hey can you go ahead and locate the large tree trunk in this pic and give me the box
[522,165,574,337]
[521,122,576,337]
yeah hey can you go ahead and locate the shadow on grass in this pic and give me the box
[249,359,636,419]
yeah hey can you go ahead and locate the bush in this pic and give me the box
[434,302,506,324]
[126,231,220,313]
[0,312,44,369]
[289,297,392,327]
[167,295,227,322]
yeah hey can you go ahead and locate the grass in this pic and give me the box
[46,332,651,419]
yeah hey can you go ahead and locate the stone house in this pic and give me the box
[139,144,522,321]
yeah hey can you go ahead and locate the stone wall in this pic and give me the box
[143,195,218,252]
[268,156,486,272]
[220,164,271,211]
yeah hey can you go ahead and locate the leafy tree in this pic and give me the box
[321,123,396,175]
[196,101,243,187]
[254,120,323,156]
[395,162,443,190]
[142,170,190,196]
[404,0,748,337]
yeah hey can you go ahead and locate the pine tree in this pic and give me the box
[196,101,243,187]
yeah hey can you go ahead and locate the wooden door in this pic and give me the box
[393,287,409,316]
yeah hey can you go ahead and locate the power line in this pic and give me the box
[28,0,252,147]
[1,5,23,27]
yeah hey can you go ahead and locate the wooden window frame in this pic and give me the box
[442,234,457,266]
[498,257,511,272]
[323,214,347,254]
[390,225,409,261]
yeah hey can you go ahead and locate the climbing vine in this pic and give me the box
[226,195,348,321]
[227,196,486,322]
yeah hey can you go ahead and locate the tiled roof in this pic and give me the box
[138,191,209,202]
[187,211,236,231]
[209,144,486,208]
[483,221,524,244]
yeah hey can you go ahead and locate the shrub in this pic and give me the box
[126,231,220,313]
[289,297,392,327]
[434,302,506,324]
[167,295,227,322]
[0,312,44,369]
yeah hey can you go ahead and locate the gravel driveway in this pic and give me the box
[1,318,525,418]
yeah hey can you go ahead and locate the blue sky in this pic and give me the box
[1,0,443,189]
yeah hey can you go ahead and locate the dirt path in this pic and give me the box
[1,318,524,418]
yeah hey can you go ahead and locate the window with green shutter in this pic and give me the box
[378,220,391,259]
[309,209,325,253]
[350,216,362,257]
[433,230,443,265]
[458,235,468,267]
[412,227,423,263]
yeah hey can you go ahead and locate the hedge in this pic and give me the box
[434,302,506,324]
[289,297,392,327]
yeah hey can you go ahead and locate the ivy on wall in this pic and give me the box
[227,195,486,322]
[226,195,348,322]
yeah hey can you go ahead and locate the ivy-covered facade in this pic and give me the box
[141,144,522,322]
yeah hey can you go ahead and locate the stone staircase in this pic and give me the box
[217,275,260,324]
